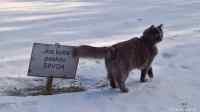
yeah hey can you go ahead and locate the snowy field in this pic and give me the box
[0,0,200,112]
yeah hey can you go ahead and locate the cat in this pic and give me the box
[74,24,163,92]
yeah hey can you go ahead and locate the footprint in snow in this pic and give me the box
[161,52,176,59]
[180,65,190,70]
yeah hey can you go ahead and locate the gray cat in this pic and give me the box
[74,24,163,92]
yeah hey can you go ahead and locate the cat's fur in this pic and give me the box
[74,24,163,92]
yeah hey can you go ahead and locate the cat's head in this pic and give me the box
[142,24,163,45]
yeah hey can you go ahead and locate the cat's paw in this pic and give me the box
[148,74,154,79]
[140,79,148,83]
[120,88,129,93]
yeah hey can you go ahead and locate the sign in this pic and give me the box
[28,43,79,78]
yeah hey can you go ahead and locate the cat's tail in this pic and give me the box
[74,45,111,59]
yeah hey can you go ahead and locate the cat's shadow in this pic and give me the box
[84,79,146,98]
[84,87,121,99]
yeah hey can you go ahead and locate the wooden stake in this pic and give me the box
[46,77,53,95]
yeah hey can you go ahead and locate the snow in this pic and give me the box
[0,0,200,112]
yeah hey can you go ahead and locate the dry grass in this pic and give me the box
[4,85,86,96]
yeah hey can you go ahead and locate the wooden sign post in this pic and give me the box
[46,77,53,95]
[28,43,79,95]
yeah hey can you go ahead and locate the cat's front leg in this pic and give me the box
[148,67,154,79]
[140,68,148,82]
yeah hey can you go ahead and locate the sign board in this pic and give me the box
[28,43,79,78]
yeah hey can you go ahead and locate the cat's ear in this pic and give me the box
[158,24,163,29]
[150,25,155,28]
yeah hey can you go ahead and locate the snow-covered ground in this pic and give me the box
[0,0,200,112]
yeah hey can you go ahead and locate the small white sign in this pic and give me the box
[28,43,79,78]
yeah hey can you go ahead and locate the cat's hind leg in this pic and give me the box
[117,69,129,93]
[105,58,118,88]
[108,72,117,88]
